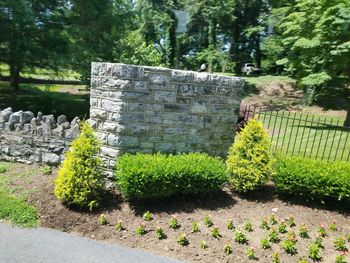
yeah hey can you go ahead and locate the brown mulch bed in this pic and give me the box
[3,163,350,263]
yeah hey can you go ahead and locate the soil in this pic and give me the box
[4,163,350,263]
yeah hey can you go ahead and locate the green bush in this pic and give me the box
[274,156,350,202]
[226,118,274,192]
[54,121,104,210]
[115,153,228,200]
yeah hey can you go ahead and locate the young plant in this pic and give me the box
[317,223,327,237]
[299,258,309,263]
[99,214,108,225]
[329,221,337,231]
[260,217,270,230]
[287,216,296,227]
[136,223,146,236]
[42,165,52,175]
[211,226,221,239]
[227,219,235,230]
[234,230,248,244]
[245,247,256,260]
[286,231,298,242]
[278,222,287,233]
[143,211,153,221]
[200,240,208,249]
[191,221,200,233]
[299,224,309,238]
[261,238,271,249]
[270,214,278,225]
[204,215,213,227]
[308,243,322,261]
[314,236,324,249]
[114,220,124,231]
[169,216,180,229]
[244,220,253,232]
[268,228,280,243]
[224,244,232,255]
[282,239,297,255]
[347,234,350,242]
[272,252,281,263]
[334,237,348,251]
[335,252,347,263]
[177,233,189,246]
[155,226,166,240]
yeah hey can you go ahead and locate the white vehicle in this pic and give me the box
[241,63,261,75]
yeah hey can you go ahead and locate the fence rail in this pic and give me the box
[240,105,350,162]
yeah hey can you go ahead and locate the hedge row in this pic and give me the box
[274,156,350,202]
[115,153,228,200]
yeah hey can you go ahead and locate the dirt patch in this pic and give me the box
[4,164,345,263]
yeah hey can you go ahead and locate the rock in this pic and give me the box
[70,116,80,127]
[57,115,67,125]
[0,107,13,123]
[8,111,23,130]
[42,152,60,166]
[20,111,34,125]
[42,114,57,132]
[37,111,43,121]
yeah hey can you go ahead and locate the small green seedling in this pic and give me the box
[204,215,213,227]
[114,220,124,231]
[278,222,287,234]
[268,228,280,243]
[261,238,271,249]
[200,240,208,249]
[244,220,253,232]
[155,226,166,240]
[282,239,297,255]
[227,219,235,230]
[308,243,322,261]
[245,247,256,260]
[211,226,221,239]
[136,224,146,236]
[299,224,309,238]
[260,217,270,230]
[335,253,346,263]
[287,216,296,227]
[177,233,189,246]
[169,216,180,229]
[270,214,278,225]
[191,221,200,233]
[99,214,108,225]
[272,252,281,263]
[143,211,153,221]
[334,237,347,251]
[224,244,232,255]
[317,223,327,237]
[329,221,337,231]
[234,230,248,244]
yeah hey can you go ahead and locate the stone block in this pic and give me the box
[101,78,132,90]
[117,124,150,135]
[100,146,119,158]
[155,142,173,152]
[107,134,139,147]
[171,70,193,83]
[90,108,107,120]
[42,152,60,166]
[134,81,148,91]
[111,113,144,124]
[153,90,175,102]
[191,100,208,114]
[101,99,127,112]
[146,73,169,84]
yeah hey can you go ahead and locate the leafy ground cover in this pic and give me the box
[0,161,349,262]
[0,162,39,227]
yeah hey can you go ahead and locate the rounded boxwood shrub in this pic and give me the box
[274,156,350,202]
[54,121,104,210]
[226,118,274,192]
[115,152,228,200]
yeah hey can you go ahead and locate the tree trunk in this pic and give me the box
[229,22,241,74]
[255,36,261,68]
[10,64,20,91]
[166,11,177,68]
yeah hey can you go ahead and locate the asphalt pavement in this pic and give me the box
[0,222,183,263]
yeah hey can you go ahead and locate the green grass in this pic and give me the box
[0,63,80,81]
[254,111,350,161]
[0,81,89,120]
[0,162,39,227]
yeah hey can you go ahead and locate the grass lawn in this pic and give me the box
[0,162,39,227]
[0,81,89,120]
[254,110,350,161]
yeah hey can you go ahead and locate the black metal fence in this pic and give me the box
[239,105,350,162]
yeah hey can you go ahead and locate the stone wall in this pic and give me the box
[90,63,244,173]
[0,107,80,165]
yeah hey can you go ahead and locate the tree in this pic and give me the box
[0,0,70,90]
[274,0,350,125]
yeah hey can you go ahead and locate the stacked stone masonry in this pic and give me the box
[90,63,244,173]
[0,107,80,166]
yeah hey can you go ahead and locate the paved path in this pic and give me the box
[0,223,183,263]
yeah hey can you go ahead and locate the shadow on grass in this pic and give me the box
[0,81,89,121]
[128,190,237,216]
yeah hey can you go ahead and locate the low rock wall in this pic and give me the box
[0,107,80,165]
